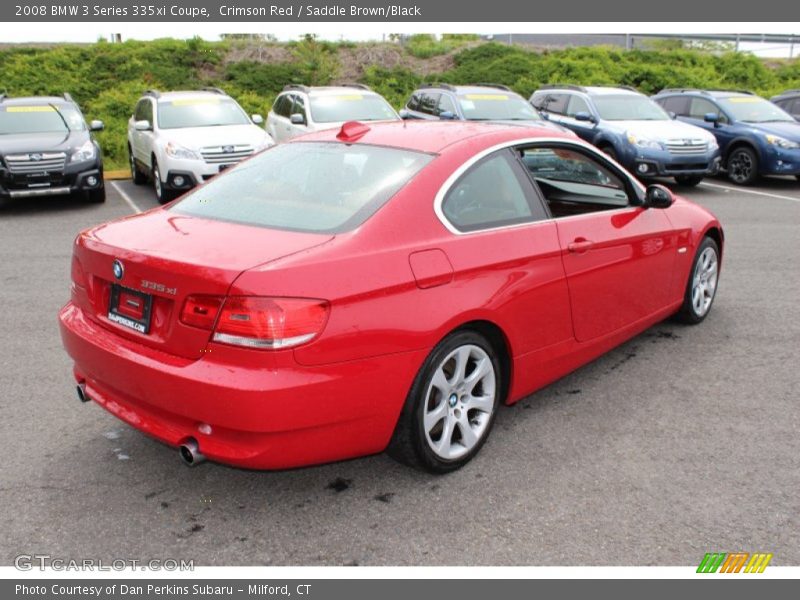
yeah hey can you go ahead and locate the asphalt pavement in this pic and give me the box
[0,175,798,566]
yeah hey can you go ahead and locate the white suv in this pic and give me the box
[267,84,400,142]
[128,88,273,203]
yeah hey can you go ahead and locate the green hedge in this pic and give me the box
[1,39,799,170]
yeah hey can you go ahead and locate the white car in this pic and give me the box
[267,84,401,142]
[128,88,273,203]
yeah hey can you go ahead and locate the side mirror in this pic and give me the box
[251,114,264,125]
[668,111,677,120]
[134,119,151,131]
[398,108,410,119]
[644,184,675,209]
[290,113,306,126]
[89,120,104,132]
[704,112,719,124]
[574,111,595,123]
[439,110,457,121]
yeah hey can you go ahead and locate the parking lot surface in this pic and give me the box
[1,176,798,566]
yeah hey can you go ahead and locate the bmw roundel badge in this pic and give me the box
[112,259,124,280]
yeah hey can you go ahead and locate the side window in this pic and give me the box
[520,145,631,218]
[689,98,720,120]
[134,99,150,122]
[660,96,690,116]
[418,93,440,116]
[442,151,543,232]
[407,93,421,111]
[273,94,292,118]
[292,95,307,119]
[565,95,591,118]
[141,100,153,125]
[436,94,457,116]
[790,99,800,116]
[540,93,568,115]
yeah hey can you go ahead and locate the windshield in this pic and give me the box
[458,93,542,121]
[717,96,795,123]
[157,97,251,129]
[593,95,670,121]
[0,104,85,135]
[172,142,433,233]
[309,94,399,124]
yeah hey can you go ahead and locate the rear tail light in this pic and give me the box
[180,295,224,329]
[180,295,329,350]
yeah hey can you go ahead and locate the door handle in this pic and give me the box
[567,238,594,253]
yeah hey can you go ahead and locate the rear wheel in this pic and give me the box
[129,147,147,185]
[388,330,502,473]
[152,160,175,204]
[674,175,704,187]
[726,147,759,186]
[675,236,720,324]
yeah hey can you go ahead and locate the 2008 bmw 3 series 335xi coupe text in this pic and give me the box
[59,120,723,473]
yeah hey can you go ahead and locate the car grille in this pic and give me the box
[4,152,67,174]
[200,145,254,165]
[665,140,708,155]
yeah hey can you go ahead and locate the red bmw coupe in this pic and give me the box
[59,120,723,473]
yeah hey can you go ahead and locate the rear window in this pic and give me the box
[309,94,398,124]
[171,142,433,234]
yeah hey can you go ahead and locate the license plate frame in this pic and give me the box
[107,285,153,334]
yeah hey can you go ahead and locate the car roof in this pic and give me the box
[772,89,800,99]
[536,86,641,97]
[416,85,519,96]
[155,90,231,102]
[295,120,575,154]
[0,96,73,106]
[656,89,757,99]
[297,87,381,97]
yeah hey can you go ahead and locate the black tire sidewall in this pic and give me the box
[404,330,502,473]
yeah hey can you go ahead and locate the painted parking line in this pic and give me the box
[699,181,800,203]
[110,180,143,214]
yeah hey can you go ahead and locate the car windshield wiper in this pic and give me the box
[49,103,72,132]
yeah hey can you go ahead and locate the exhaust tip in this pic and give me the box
[76,383,89,403]
[179,439,206,467]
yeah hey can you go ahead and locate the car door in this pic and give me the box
[132,98,155,169]
[561,95,596,142]
[519,143,676,342]
[681,97,736,154]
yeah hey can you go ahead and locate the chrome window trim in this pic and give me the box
[433,136,646,236]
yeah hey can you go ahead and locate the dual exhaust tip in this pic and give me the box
[76,383,206,467]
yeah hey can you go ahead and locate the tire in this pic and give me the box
[152,160,175,204]
[85,186,106,203]
[726,146,759,186]
[387,330,502,473]
[675,236,720,325]
[600,145,618,161]
[129,147,147,185]
[795,175,800,182]
[674,175,704,187]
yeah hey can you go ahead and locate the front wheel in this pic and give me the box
[726,147,759,186]
[388,330,502,473]
[152,160,175,204]
[674,175,704,187]
[675,236,720,324]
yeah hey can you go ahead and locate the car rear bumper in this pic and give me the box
[59,301,426,469]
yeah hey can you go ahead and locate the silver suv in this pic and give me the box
[128,88,273,203]
[267,84,400,142]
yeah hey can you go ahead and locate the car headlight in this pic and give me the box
[70,140,96,163]
[255,136,274,152]
[627,133,664,150]
[765,134,800,150]
[707,138,719,151]
[165,141,200,160]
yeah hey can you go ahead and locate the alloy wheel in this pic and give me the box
[692,246,718,317]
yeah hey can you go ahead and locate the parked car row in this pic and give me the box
[3,81,800,206]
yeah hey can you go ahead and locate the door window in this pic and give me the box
[565,95,591,118]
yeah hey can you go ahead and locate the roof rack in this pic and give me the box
[143,89,161,99]
[340,83,372,91]
[775,89,800,96]
[658,88,707,95]
[419,83,457,92]
[283,84,310,93]
[0,94,6,103]
[471,83,513,92]
[616,85,640,93]
[539,84,588,93]
[201,87,227,95]
[62,92,74,102]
